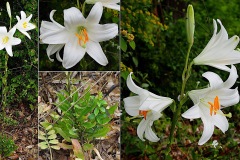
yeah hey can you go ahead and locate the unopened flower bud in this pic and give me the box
[186,4,195,45]
[6,2,11,19]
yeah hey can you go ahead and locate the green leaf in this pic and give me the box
[51,145,60,150]
[48,134,57,139]
[47,130,55,135]
[55,127,71,142]
[38,142,48,150]
[40,121,51,129]
[83,143,94,151]
[73,91,79,103]
[38,134,46,140]
[108,104,118,115]
[88,113,95,120]
[120,37,127,52]
[46,125,53,130]
[82,121,96,129]
[132,57,138,67]
[49,139,59,144]
[99,107,106,113]
[91,126,111,138]
[94,108,99,116]
[39,130,46,136]
[129,41,136,50]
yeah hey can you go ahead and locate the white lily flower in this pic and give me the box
[0,27,21,57]
[182,65,239,145]
[86,0,120,11]
[14,11,36,39]
[123,72,173,142]
[40,2,118,69]
[193,19,240,71]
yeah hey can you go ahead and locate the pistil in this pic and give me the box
[139,110,148,120]
[2,36,9,44]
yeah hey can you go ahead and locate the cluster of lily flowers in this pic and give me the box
[124,17,240,144]
[0,2,35,56]
[40,0,119,69]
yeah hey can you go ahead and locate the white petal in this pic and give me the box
[149,98,173,113]
[145,124,160,142]
[87,23,118,42]
[223,65,238,88]
[49,10,64,28]
[11,37,21,46]
[5,45,13,57]
[198,115,214,145]
[214,88,239,107]
[19,30,31,39]
[126,73,149,96]
[202,71,223,89]
[40,21,69,44]
[0,26,7,33]
[9,27,16,36]
[46,44,64,62]
[212,110,229,133]
[64,7,85,30]
[189,88,210,104]
[62,37,86,69]
[123,96,140,116]
[182,104,201,119]
[86,2,103,24]
[20,11,26,19]
[137,118,148,141]
[86,41,108,66]
[103,4,120,11]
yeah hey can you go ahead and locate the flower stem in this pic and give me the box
[166,44,193,155]
[77,0,80,9]
[82,2,86,16]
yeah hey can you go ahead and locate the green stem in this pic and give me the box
[82,2,86,16]
[2,54,9,128]
[77,0,80,9]
[166,44,193,155]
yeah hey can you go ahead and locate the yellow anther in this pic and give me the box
[208,96,220,116]
[2,36,9,44]
[139,110,148,120]
[75,27,89,48]
[22,22,28,28]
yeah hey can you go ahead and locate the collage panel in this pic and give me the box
[38,71,120,159]
[121,0,240,159]
[0,0,38,159]
[39,0,120,71]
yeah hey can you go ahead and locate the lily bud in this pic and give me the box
[186,4,195,45]
[6,2,11,19]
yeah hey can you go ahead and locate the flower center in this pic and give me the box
[22,21,28,29]
[75,26,89,48]
[2,36,9,44]
[208,96,220,116]
[139,110,148,120]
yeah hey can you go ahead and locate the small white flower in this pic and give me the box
[182,65,239,145]
[14,11,36,39]
[86,0,120,11]
[193,19,240,71]
[40,2,118,69]
[212,140,218,148]
[123,72,173,142]
[0,27,21,56]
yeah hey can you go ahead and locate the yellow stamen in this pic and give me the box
[2,36,9,44]
[139,110,148,120]
[208,96,220,116]
[22,21,28,29]
[75,27,89,48]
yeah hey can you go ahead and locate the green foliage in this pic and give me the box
[0,134,17,158]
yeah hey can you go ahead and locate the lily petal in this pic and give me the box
[202,71,223,89]
[123,96,140,116]
[62,37,86,69]
[86,41,108,66]
[198,114,214,145]
[182,104,201,119]
[86,2,103,24]
[64,7,85,30]
[212,110,229,133]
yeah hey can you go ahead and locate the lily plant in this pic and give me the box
[40,2,118,69]
[182,65,239,145]
[123,72,173,142]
